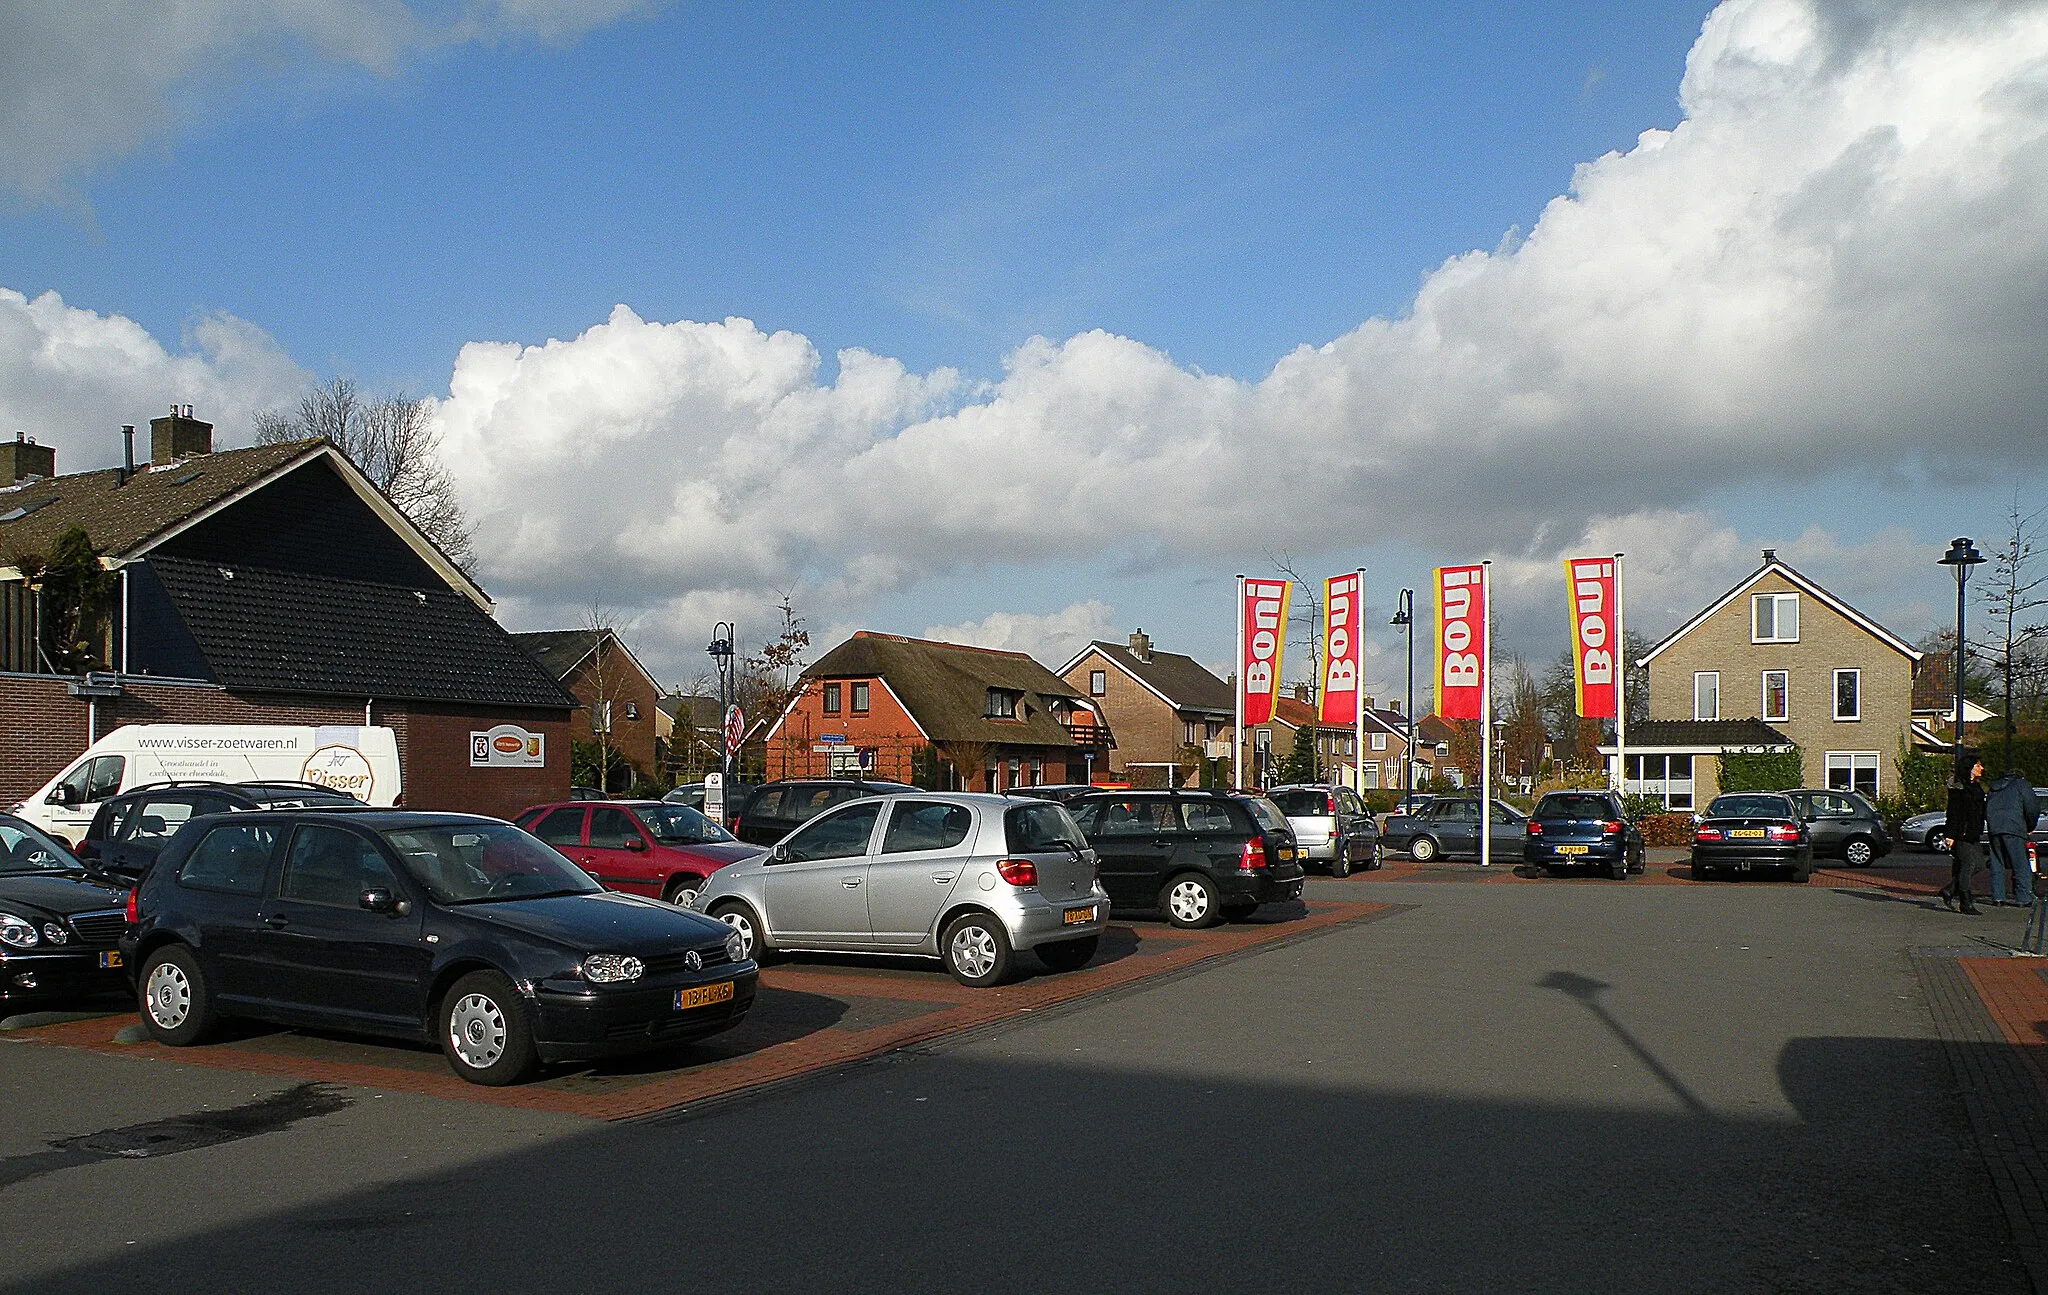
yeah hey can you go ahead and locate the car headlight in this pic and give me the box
[41,923,68,945]
[581,953,644,984]
[0,913,38,949]
[725,929,746,963]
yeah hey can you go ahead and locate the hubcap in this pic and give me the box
[1168,880,1209,922]
[670,886,700,909]
[145,961,190,1029]
[448,993,507,1070]
[718,911,754,958]
[950,924,997,978]
[1847,842,1872,864]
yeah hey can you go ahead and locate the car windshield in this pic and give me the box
[383,823,605,904]
[1537,794,1613,820]
[1707,794,1793,819]
[1238,797,1289,833]
[630,804,736,845]
[1270,790,1335,817]
[0,817,83,875]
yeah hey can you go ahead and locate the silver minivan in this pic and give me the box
[691,792,1109,987]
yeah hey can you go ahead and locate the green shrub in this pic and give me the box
[1870,792,1918,837]
[1621,793,1667,823]
[1983,736,2048,785]
[1361,789,1398,814]
[1718,746,1805,792]
[1894,743,1949,814]
[1637,813,1697,847]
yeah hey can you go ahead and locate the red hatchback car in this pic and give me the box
[514,800,763,908]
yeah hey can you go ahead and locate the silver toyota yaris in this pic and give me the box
[690,791,1108,987]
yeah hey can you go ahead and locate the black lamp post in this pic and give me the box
[1937,538,1985,752]
[707,622,736,779]
[1391,590,1415,793]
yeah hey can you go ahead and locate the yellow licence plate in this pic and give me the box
[1557,845,1589,856]
[675,981,734,1011]
[1730,828,1767,839]
[1063,906,1093,926]
[1279,848,1294,861]
[99,951,123,969]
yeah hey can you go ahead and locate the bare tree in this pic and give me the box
[583,602,621,795]
[1976,495,2048,765]
[1268,550,1324,712]
[256,375,474,567]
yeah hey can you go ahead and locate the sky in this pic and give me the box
[3,0,2046,703]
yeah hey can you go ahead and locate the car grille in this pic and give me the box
[68,911,126,945]
[643,945,731,976]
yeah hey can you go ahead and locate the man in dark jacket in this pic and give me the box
[1940,751,1988,916]
[1987,770,2042,907]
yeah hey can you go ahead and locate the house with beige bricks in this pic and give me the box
[1058,631,1231,786]
[1609,549,1921,807]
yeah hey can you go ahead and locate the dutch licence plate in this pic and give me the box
[99,951,123,969]
[1279,848,1295,861]
[1557,845,1589,856]
[1063,906,1093,926]
[675,981,734,1011]
[1730,828,1766,839]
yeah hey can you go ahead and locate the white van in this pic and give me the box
[15,724,401,845]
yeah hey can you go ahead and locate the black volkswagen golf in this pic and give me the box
[124,810,757,1085]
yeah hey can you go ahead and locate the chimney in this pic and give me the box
[150,405,213,465]
[1128,628,1152,663]
[3,432,55,486]
[1293,683,1312,702]
[1761,548,1777,564]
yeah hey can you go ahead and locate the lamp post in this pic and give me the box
[1391,589,1415,793]
[1493,714,1508,794]
[707,622,736,779]
[1938,538,1985,751]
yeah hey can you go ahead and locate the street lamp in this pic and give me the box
[1391,590,1415,793]
[707,622,736,779]
[1938,538,1985,750]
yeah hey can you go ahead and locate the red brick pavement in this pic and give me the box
[1962,957,2048,1105]
[6,901,1389,1122]
[1360,858,1954,891]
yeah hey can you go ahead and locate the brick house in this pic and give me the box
[0,412,575,821]
[1621,548,1922,802]
[1057,630,1231,786]
[763,632,1111,790]
[512,629,663,785]
[1907,650,1993,750]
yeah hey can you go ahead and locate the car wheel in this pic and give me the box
[1926,829,1949,853]
[1035,935,1099,973]
[1629,849,1646,876]
[1410,836,1439,863]
[1367,843,1384,871]
[663,873,705,908]
[1331,844,1353,878]
[439,970,537,1087]
[1843,838,1875,868]
[942,912,1014,987]
[1790,866,1812,884]
[138,945,213,1046]
[1606,853,1628,880]
[1162,874,1223,928]
[710,900,770,963]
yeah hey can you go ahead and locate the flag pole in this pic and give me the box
[1614,552,1628,799]
[1480,560,1493,868]
[1234,574,1246,791]
[1355,568,1366,796]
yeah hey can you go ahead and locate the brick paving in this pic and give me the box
[1917,949,2048,1293]
[6,900,1390,1122]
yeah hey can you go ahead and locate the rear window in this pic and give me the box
[1238,797,1289,834]
[1270,790,1335,817]
[1536,794,1614,820]
[1708,794,1794,819]
[1005,803,1084,853]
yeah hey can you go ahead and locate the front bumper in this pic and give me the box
[528,965,760,1062]
[0,947,130,1010]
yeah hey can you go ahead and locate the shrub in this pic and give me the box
[1894,743,1948,814]
[1718,746,1805,792]
[1637,813,1697,847]
[1621,793,1668,823]
[1871,792,1918,837]
[1361,789,1398,814]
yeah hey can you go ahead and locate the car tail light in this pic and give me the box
[728,817,742,836]
[1239,839,1268,873]
[124,888,139,924]
[1601,820,1622,836]
[995,858,1038,887]
[1323,793,1336,813]
[1766,824,1800,842]
[1526,819,1542,837]
[1695,827,1723,842]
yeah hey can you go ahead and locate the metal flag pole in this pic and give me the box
[1234,574,1246,791]
[1613,554,1627,798]
[1480,561,1493,868]
[1355,567,1366,796]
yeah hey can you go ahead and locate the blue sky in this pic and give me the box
[3,0,2045,692]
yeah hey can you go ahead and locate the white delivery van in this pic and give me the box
[15,724,401,845]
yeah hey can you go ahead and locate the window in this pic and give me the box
[1762,671,1789,722]
[1833,669,1860,721]
[1005,802,1085,853]
[821,683,841,715]
[1624,754,1696,810]
[624,701,640,721]
[1184,720,1199,745]
[1030,760,1043,785]
[1178,801,1237,833]
[529,806,586,846]
[1753,592,1799,643]
[852,682,870,714]
[781,802,882,862]
[117,797,199,845]
[1089,670,1106,697]
[177,823,276,895]
[1693,672,1720,721]
[1093,798,1176,836]
[1825,752,1880,796]
[56,755,125,805]
[280,826,397,908]
[984,688,1021,719]
[882,801,973,854]
[1371,731,1388,752]
[588,807,643,849]
[1362,763,1380,788]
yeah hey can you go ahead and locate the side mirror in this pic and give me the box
[360,888,407,915]
[623,836,649,852]
[51,786,80,807]
[770,843,790,863]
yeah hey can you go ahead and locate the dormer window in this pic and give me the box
[984,688,1022,719]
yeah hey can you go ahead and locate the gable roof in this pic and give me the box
[1639,553,1921,667]
[144,556,573,708]
[795,631,1087,748]
[1059,640,1234,714]
[511,628,661,693]
[0,439,490,611]
[1596,719,1794,751]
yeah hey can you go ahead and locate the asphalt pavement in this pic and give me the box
[1,865,2035,1294]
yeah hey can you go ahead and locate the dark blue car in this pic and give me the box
[1523,791,1646,879]
[123,809,757,1085]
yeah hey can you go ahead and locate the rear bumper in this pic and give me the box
[1218,864,1306,906]
[528,967,759,1062]
[1691,844,1811,869]
[1524,840,1626,864]
[1005,889,1111,951]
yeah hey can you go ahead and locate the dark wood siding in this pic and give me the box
[156,458,444,586]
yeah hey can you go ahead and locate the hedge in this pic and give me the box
[1637,813,1697,847]
[1717,746,1805,792]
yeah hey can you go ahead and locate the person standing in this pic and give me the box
[1986,768,2042,908]
[1940,751,1988,916]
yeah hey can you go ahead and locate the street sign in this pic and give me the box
[724,704,744,753]
[703,771,724,826]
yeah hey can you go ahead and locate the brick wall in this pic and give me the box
[558,645,662,778]
[1059,649,1182,778]
[762,678,1077,790]
[400,704,570,820]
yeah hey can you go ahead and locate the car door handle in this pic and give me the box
[841,877,863,888]
[263,914,290,928]
[931,872,956,884]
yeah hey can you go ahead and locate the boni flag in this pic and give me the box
[1240,578,1290,726]
[1320,573,1362,725]
[1564,557,1618,718]
[1433,565,1486,721]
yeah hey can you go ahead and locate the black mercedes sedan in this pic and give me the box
[1691,792,1814,883]
[0,814,131,1013]
[124,810,757,1085]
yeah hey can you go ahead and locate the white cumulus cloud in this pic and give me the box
[922,601,1120,667]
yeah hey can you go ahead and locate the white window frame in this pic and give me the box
[1361,762,1380,788]
[1825,751,1880,796]
[1833,668,1860,721]
[1371,731,1388,751]
[1693,671,1720,721]
[1089,670,1105,697]
[1752,592,1799,644]
[1761,670,1788,722]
